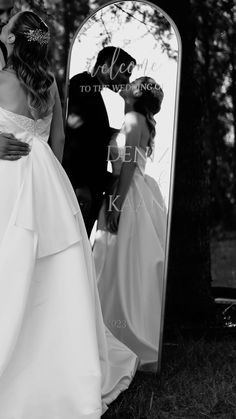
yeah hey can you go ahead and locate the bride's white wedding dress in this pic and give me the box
[0,106,138,419]
[93,113,167,371]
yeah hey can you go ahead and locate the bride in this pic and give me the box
[93,77,167,372]
[0,10,137,419]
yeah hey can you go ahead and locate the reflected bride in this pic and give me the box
[65,0,181,375]
[93,77,167,372]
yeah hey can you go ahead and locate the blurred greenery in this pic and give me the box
[15,1,177,101]
[15,0,90,100]
[193,0,236,231]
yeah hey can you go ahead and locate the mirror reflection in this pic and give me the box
[63,0,181,372]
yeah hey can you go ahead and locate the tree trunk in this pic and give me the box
[152,0,215,327]
[228,1,236,226]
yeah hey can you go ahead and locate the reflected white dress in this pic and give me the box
[0,106,138,419]
[93,113,167,371]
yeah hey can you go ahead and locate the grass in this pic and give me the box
[211,230,236,289]
[102,333,236,419]
[102,229,236,418]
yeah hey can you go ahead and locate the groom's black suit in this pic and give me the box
[63,72,111,235]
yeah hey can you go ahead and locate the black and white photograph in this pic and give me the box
[0,0,235,418]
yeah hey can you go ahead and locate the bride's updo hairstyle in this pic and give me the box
[133,77,164,157]
[7,11,53,119]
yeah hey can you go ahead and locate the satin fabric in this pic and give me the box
[0,107,138,419]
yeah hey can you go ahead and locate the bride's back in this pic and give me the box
[0,70,33,117]
[0,70,54,120]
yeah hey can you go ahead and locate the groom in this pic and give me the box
[0,0,31,160]
[63,46,136,236]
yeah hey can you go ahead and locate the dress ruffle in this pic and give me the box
[14,139,82,258]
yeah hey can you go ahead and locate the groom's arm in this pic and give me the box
[0,133,30,160]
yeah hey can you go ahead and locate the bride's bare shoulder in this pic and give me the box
[0,69,20,89]
[0,69,9,87]
[0,69,18,84]
[0,70,24,108]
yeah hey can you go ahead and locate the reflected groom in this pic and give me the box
[63,46,136,236]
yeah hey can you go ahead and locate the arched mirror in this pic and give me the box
[63,0,181,373]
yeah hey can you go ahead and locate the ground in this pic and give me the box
[211,231,236,289]
[103,335,236,419]
[102,229,236,419]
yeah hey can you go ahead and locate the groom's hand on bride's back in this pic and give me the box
[0,133,30,160]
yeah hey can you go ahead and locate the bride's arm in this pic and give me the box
[49,80,65,163]
[107,112,141,233]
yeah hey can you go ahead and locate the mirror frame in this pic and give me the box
[64,0,182,374]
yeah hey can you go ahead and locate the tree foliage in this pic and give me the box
[193,0,236,230]
[16,0,177,97]
[91,1,177,58]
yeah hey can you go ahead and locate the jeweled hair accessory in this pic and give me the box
[24,29,50,46]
